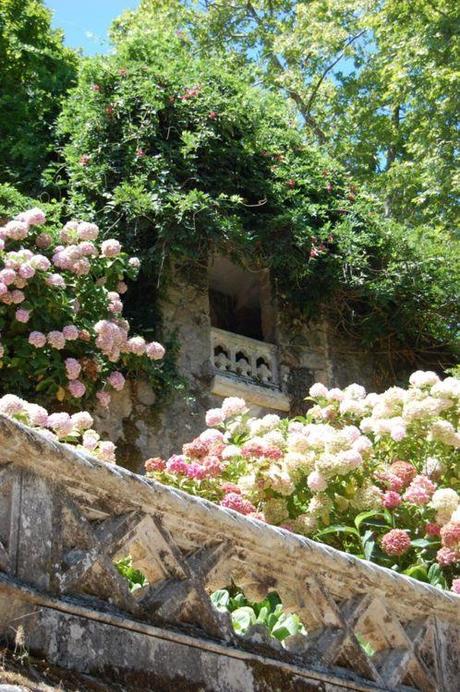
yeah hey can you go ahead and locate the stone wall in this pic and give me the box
[93,269,381,472]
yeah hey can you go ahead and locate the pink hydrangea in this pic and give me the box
[382,491,402,509]
[18,263,35,279]
[436,547,458,566]
[65,358,81,380]
[97,440,116,463]
[185,462,206,480]
[307,470,328,492]
[28,331,46,348]
[78,241,97,257]
[15,308,30,323]
[221,482,241,495]
[117,281,128,294]
[220,493,256,516]
[35,232,52,249]
[202,455,223,477]
[125,336,144,355]
[11,289,25,304]
[46,274,66,289]
[166,455,188,475]
[0,269,16,285]
[16,207,46,226]
[144,457,166,473]
[205,408,225,427]
[71,411,93,431]
[451,579,460,595]
[30,254,51,271]
[183,437,210,459]
[47,331,65,350]
[403,475,436,505]
[77,222,99,241]
[381,529,411,557]
[440,521,460,550]
[389,460,417,488]
[221,397,247,419]
[96,391,111,408]
[5,220,28,240]
[0,394,26,416]
[101,239,121,257]
[47,412,73,437]
[0,283,7,296]
[63,324,79,341]
[425,522,441,537]
[145,341,165,360]
[128,257,140,268]
[107,371,125,391]
[68,380,86,398]
[25,403,49,427]
[82,430,100,451]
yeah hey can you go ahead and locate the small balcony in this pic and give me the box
[210,327,290,412]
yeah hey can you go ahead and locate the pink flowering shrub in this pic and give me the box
[146,373,460,592]
[0,208,165,406]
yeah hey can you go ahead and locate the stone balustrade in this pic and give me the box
[0,414,459,690]
[211,327,280,387]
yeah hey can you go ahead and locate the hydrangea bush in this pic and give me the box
[0,208,164,406]
[145,371,460,594]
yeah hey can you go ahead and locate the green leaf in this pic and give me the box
[210,589,230,612]
[231,606,257,634]
[316,524,360,538]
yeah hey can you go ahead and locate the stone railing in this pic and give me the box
[211,327,280,387]
[0,414,459,690]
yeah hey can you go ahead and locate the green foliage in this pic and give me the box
[56,7,459,367]
[115,556,149,592]
[0,0,77,193]
[210,587,305,640]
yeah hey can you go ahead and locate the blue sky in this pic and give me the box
[45,1,139,54]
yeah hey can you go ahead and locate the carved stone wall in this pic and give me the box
[0,415,459,691]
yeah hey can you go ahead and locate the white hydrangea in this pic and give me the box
[409,370,440,388]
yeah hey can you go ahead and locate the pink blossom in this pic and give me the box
[35,232,52,249]
[78,241,98,256]
[98,441,116,463]
[0,269,16,285]
[382,491,402,509]
[183,438,210,459]
[440,521,460,550]
[166,455,188,475]
[63,325,79,340]
[16,207,46,226]
[451,579,460,595]
[47,412,73,437]
[389,460,417,488]
[145,341,165,360]
[15,308,30,323]
[28,331,46,348]
[220,493,256,516]
[65,358,81,380]
[425,522,441,537]
[205,408,225,427]
[117,281,128,294]
[128,257,140,268]
[46,273,66,288]
[47,331,66,350]
[68,380,86,398]
[144,457,166,473]
[0,394,26,416]
[18,263,35,279]
[101,239,121,257]
[14,276,27,289]
[403,475,436,505]
[71,411,93,431]
[77,222,99,241]
[0,283,7,296]
[307,470,328,492]
[221,482,241,495]
[96,391,111,407]
[11,289,25,304]
[185,462,206,480]
[381,529,411,557]
[436,547,458,566]
[82,430,100,451]
[30,254,51,271]
[221,396,247,418]
[25,403,49,427]
[202,455,223,477]
[107,371,125,391]
[4,220,28,240]
[128,336,146,355]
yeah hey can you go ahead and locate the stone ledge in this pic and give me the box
[211,373,290,411]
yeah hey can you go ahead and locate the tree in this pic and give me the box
[56,6,459,371]
[0,0,77,193]
[135,0,459,233]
